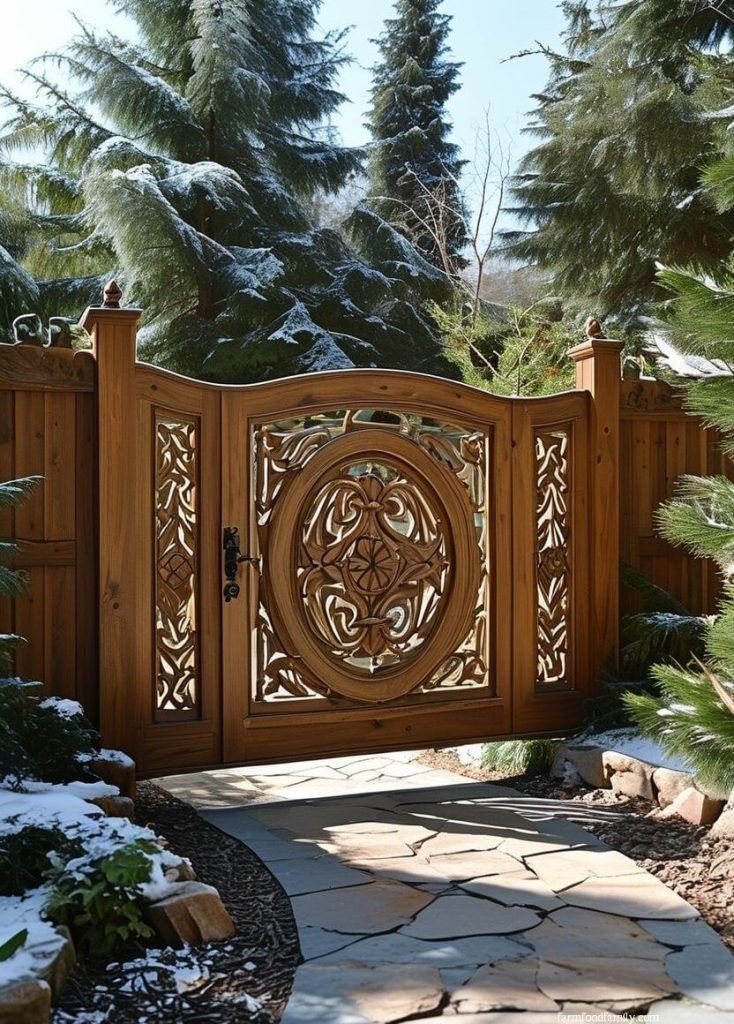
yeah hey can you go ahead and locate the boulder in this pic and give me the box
[146,881,235,947]
[38,927,75,1001]
[565,745,608,789]
[653,767,693,809]
[661,787,726,827]
[0,979,51,1024]
[603,751,656,801]
[712,792,734,838]
[164,858,197,883]
[90,750,136,800]
[91,794,134,819]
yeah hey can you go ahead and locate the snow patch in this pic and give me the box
[581,727,690,771]
[38,696,84,719]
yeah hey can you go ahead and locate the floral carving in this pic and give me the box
[252,411,491,706]
[299,467,448,667]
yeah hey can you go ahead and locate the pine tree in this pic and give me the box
[0,0,457,382]
[367,0,467,276]
[506,0,734,331]
[624,121,734,796]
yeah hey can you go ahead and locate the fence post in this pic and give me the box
[568,320,624,679]
[80,282,142,755]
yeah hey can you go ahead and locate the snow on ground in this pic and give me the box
[0,774,186,992]
[0,887,65,987]
[448,729,689,774]
[580,728,690,772]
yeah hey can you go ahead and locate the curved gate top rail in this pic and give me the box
[0,284,625,775]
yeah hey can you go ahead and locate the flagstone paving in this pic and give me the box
[158,751,734,1023]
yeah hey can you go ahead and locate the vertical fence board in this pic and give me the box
[15,391,45,539]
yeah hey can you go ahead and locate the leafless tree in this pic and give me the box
[369,111,513,325]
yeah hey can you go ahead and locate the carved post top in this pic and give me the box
[103,279,122,308]
[79,279,142,334]
[568,316,624,364]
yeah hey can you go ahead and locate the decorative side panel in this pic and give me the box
[154,413,200,719]
[252,410,491,709]
[535,427,571,689]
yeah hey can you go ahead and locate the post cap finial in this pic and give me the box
[584,315,605,340]
[103,280,122,309]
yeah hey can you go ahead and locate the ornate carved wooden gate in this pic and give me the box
[0,291,623,776]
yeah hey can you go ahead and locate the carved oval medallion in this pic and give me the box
[267,429,480,702]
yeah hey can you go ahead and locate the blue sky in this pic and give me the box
[0,1,565,179]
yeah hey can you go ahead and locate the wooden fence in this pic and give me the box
[0,286,729,772]
[619,378,734,616]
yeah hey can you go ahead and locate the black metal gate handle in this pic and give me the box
[223,526,244,601]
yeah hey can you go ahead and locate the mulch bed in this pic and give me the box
[421,749,734,952]
[53,782,300,1023]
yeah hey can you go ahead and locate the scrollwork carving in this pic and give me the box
[535,428,571,688]
[252,411,491,707]
[155,415,199,716]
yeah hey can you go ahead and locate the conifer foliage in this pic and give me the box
[624,128,734,796]
[507,0,734,329]
[0,0,457,381]
[367,0,467,276]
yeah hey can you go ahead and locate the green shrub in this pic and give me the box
[482,738,558,776]
[47,840,159,955]
[0,680,99,787]
[0,826,83,897]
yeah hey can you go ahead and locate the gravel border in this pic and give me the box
[53,782,300,1023]
[421,748,734,952]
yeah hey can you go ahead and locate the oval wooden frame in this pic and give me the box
[267,428,481,702]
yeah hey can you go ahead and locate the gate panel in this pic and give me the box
[222,372,513,765]
[134,367,222,775]
[512,393,592,735]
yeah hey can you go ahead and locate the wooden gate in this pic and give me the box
[0,288,625,776]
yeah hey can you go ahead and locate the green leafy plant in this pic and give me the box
[482,738,558,777]
[0,929,27,962]
[0,679,99,787]
[47,840,159,955]
[0,825,83,897]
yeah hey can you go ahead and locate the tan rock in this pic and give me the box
[90,751,136,800]
[661,787,726,827]
[0,979,51,1024]
[603,751,655,800]
[38,926,76,1001]
[452,958,559,1013]
[712,794,734,837]
[164,858,196,883]
[91,794,135,819]
[538,956,675,1003]
[565,745,609,789]
[653,767,693,808]
[146,881,235,947]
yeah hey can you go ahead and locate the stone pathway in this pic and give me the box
[159,751,734,1023]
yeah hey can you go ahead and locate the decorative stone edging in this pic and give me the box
[0,754,234,1024]
[552,742,729,828]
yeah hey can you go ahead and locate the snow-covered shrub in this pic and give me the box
[0,681,100,788]
[0,825,82,897]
